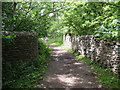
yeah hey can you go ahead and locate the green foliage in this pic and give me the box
[57,2,120,41]
[2,2,53,37]
[2,39,51,88]
[2,2,120,88]
[94,19,120,41]
[38,38,52,63]
[2,2,120,40]
[2,33,16,45]
[2,2,71,38]
[48,32,63,46]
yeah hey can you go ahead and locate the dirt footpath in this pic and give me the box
[35,43,108,88]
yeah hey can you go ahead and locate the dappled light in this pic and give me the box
[57,74,80,86]
[2,1,119,88]
[35,43,106,88]
[74,62,83,65]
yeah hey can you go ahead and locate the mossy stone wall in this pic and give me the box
[64,34,120,74]
[2,31,38,61]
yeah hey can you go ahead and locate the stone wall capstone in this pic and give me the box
[63,34,120,74]
[2,31,38,61]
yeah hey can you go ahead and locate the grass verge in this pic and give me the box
[68,49,120,89]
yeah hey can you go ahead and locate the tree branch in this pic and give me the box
[13,2,33,31]
[101,2,120,7]
[38,6,69,19]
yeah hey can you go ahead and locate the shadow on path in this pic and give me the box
[34,43,107,88]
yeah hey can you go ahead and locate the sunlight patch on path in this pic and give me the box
[56,50,67,54]
[56,74,81,86]
[74,62,83,65]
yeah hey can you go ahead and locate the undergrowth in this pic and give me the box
[2,39,51,88]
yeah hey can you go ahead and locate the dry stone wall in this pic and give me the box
[2,31,38,61]
[63,34,120,74]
